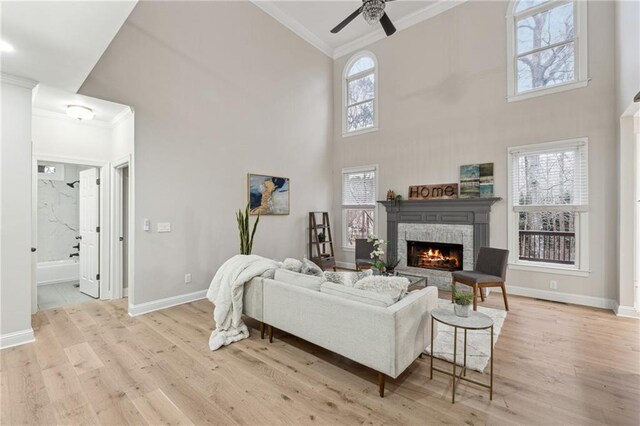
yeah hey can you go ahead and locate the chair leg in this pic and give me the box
[473,285,478,311]
[378,373,385,398]
[479,286,486,302]
[268,325,273,343]
[260,322,265,339]
[501,282,509,311]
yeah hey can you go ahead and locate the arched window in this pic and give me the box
[507,0,588,101]
[343,51,378,136]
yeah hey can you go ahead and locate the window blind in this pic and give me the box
[510,141,588,212]
[342,169,376,206]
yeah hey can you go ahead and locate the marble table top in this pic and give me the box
[431,306,494,329]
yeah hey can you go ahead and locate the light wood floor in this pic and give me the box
[1,292,639,425]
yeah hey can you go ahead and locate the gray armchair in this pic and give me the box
[355,239,375,271]
[451,247,509,311]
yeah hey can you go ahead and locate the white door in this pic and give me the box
[79,168,100,298]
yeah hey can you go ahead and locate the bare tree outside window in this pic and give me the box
[342,168,376,248]
[515,1,575,93]
[345,55,376,133]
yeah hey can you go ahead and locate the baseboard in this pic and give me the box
[494,285,616,311]
[128,289,207,317]
[615,304,640,318]
[335,261,356,270]
[37,278,76,286]
[0,328,35,350]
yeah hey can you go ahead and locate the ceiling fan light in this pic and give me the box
[66,105,95,121]
[363,0,385,25]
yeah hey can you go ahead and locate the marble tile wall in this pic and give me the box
[396,223,474,290]
[38,164,80,262]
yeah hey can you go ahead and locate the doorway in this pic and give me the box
[111,159,131,300]
[35,161,101,309]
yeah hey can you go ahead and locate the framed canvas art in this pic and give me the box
[248,174,290,215]
[460,163,494,198]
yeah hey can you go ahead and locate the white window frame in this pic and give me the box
[506,0,588,102]
[342,51,379,137]
[507,138,590,277]
[341,164,379,251]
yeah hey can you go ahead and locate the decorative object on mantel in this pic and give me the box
[308,212,336,271]
[452,287,473,317]
[248,174,290,215]
[460,163,494,198]
[408,183,459,200]
[386,189,396,201]
[236,204,260,255]
[393,194,403,205]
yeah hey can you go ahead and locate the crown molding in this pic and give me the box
[0,73,38,89]
[251,0,334,57]
[33,107,115,129]
[333,0,467,59]
[109,106,134,127]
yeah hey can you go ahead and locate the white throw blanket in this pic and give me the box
[206,254,281,350]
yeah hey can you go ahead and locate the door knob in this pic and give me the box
[31,247,36,252]
[76,236,82,240]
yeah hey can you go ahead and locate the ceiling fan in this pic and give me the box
[331,0,397,37]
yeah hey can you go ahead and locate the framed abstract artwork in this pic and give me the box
[247,174,290,215]
[460,163,494,198]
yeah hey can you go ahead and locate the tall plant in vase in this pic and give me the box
[237,204,260,255]
[368,235,386,273]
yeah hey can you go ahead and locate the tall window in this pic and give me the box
[507,0,587,101]
[508,139,589,274]
[342,165,377,248]
[343,51,378,136]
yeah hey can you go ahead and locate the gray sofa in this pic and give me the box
[242,270,439,397]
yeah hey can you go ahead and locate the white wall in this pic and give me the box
[332,1,617,303]
[615,0,640,118]
[79,1,333,306]
[1,80,35,348]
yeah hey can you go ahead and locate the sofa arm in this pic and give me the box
[388,286,439,378]
[243,277,264,321]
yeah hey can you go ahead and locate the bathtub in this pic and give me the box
[37,259,80,286]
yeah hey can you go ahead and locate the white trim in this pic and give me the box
[506,138,589,276]
[110,157,131,301]
[0,73,38,89]
[615,304,640,319]
[250,1,333,57]
[506,0,588,101]
[343,51,379,137]
[128,290,207,317]
[495,285,616,311]
[109,107,133,127]
[335,261,357,270]
[0,328,35,350]
[32,108,117,129]
[333,0,467,59]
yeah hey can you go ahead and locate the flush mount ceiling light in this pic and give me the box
[66,105,95,121]
[0,39,14,53]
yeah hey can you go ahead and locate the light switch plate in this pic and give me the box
[157,222,171,233]
[143,218,150,231]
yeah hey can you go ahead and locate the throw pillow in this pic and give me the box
[323,269,373,287]
[320,282,395,307]
[300,258,324,277]
[282,258,303,273]
[274,269,323,291]
[353,276,410,302]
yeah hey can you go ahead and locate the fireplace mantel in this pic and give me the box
[378,198,501,268]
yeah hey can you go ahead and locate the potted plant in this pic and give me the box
[368,235,386,274]
[236,204,260,255]
[318,231,326,242]
[452,286,473,317]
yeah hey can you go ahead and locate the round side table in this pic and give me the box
[429,307,494,403]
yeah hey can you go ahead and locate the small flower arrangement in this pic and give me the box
[368,234,386,272]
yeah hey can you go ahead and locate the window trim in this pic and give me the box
[506,138,590,276]
[506,0,588,102]
[343,51,379,137]
[341,164,379,251]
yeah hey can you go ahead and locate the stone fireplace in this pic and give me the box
[379,198,500,290]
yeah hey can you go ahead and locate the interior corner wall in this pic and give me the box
[332,1,618,302]
[1,81,34,345]
[79,1,333,305]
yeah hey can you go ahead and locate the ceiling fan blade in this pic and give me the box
[330,7,363,33]
[379,12,396,36]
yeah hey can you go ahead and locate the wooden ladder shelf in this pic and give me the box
[308,212,336,271]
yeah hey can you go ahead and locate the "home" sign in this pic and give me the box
[408,183,459,200]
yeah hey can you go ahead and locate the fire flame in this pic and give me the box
[416,248,460,267]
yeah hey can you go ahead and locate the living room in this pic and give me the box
[1,0,638,424]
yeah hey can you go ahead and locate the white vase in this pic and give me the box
[454,303,470,317]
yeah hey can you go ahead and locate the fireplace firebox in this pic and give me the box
[407,241,463,272]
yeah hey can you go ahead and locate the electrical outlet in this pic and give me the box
[185,273,192,284]
[550,280,558,290]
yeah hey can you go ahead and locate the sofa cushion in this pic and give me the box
[323,269,373,287]
[300,258,324,277]
[282,258,303,273]
[320,282,395,307]
[353,276,409,302]
[274,269,323,291]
